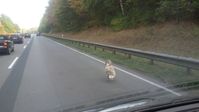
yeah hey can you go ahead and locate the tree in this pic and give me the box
[0,21,6,34]
[39,0,199,33]
[0,14,20,33]
[56,0,82,31]
[193,0,199,19]
[83,0,121,25]
[156,0,196,22]
[119,0,125,16]
[39,0,62,32]
[68,0,84,14]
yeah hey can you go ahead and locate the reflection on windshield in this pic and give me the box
[0,0,199,112]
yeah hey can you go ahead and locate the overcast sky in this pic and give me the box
[0,0,49,29]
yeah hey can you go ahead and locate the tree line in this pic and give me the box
[0,14,20,34]
[39,0,199,33]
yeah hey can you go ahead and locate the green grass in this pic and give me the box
[48,37,199,86]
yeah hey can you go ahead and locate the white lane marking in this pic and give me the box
[8,57,19,69]
[27,41,30,44]
[56,42,105,63]
[47,38,181,96]
[23,45,27,49]
[7,39,32,70]
[115,67,181,96]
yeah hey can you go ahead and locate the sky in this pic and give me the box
[0,0,49,29]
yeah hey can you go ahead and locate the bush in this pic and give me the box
[110,16,129,31]
[192,26,199,37]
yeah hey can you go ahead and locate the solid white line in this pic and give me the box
[8,57,19,69]
[23,45,27,49]
[48,38,181,96]
[115,67,181,96]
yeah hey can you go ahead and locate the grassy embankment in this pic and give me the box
[47,22,199,86]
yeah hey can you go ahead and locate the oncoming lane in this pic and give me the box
[0,38,32,88]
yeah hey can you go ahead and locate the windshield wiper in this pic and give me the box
[61,91,152,112]
[132,97,199,112]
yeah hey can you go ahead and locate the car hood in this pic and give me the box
[55,87,199,112]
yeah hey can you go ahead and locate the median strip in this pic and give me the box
[8,57,19,69]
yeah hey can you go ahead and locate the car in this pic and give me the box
[0,35,14,55]
[10,35,24,44]
[36,32,41,36]
[24,33,31,38]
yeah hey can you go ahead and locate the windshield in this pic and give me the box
[0,0,199,112]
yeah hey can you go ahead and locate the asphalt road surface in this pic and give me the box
[0,36,182,112]
[0,38,31,88]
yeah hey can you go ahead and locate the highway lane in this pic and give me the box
[0,36,181,112]
[0,38,32,88]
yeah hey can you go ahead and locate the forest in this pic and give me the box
[0,14,20,34]
[39,0,199,33]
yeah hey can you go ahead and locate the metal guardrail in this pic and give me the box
[43,34,199,73]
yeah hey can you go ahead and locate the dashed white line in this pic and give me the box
[27,41,30,44]
[47,37,181,96]
[7,39,32,70]
[23,45,27,49]
[8,57,19,69]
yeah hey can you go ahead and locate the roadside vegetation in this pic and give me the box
[39,0,199,58]
[41,0,199,87]
[52,22,199,59]
[39,0,199,32]
[0,14,20,34]
[48,36,199,87]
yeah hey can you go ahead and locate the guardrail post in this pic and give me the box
[150,59,154,65]
[128,54,131,59]
[187,67,191,74]
[113,50,116,55]
[45,34,199,72]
